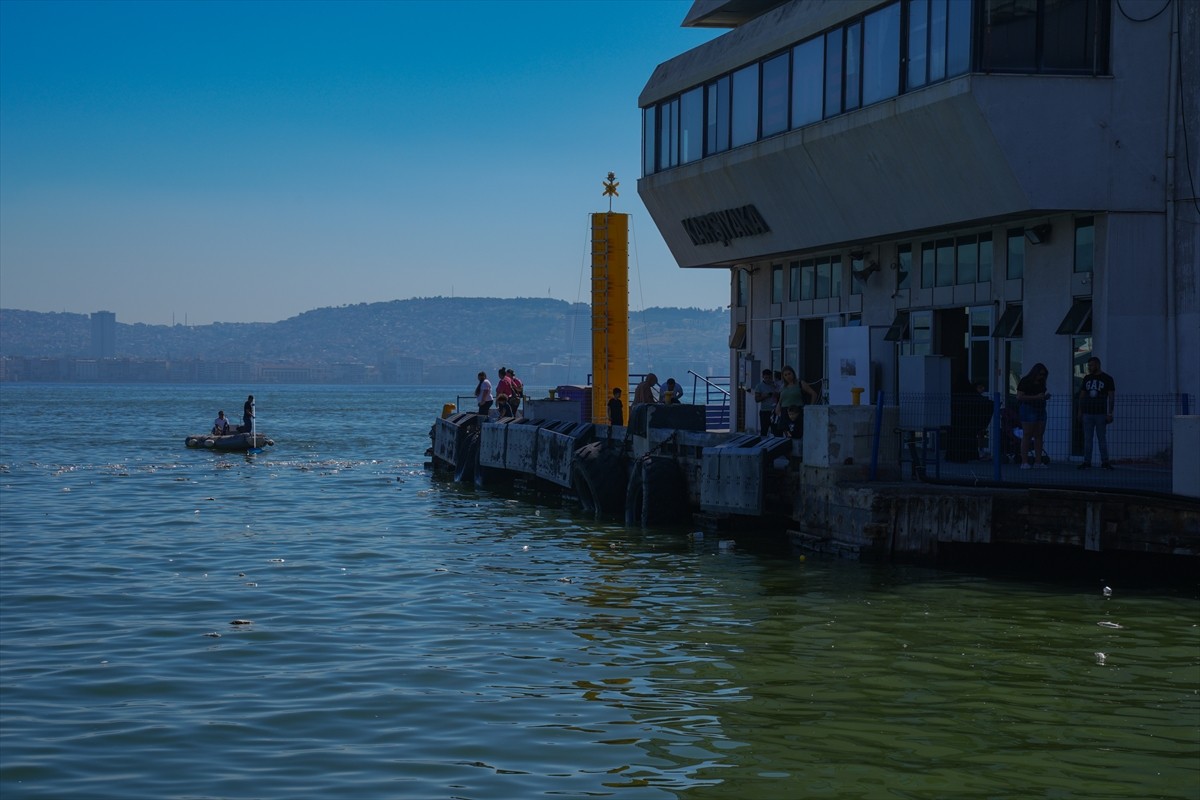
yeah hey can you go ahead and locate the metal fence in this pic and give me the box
[891,392,1192,495]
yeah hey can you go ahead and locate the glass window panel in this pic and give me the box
[731,64,759,147]
[771,264,784,302]
[770,320,783,372]
[679,87,703,164]
[800,260,815,300]
[824,29,843,117]
[830,256,843,298]
[936,239,954,286]
[978,233,993,282]
[792,38,824,127]
[863,2,901,105]
[956,236,978,284]
[970,305,992,338]
[947,0,972,75]
[816,259,831,298]
[921,242,936,288]
[930,0,948,81]
[705,77,730,155]
[1007,229,1025,279]
[850,254,864,296]
[761,52,790,136]
[1044,0,1098,72]
[1074,217,1094,273]
[983,0,1037,72]
[845,22,862,110]
[785,320,800,374]
[658,98,678,169]
[642,106,656,175]
[897,244,912,289]
[788,260,800,301]
[911,310,933,355]
[908,0,929,89]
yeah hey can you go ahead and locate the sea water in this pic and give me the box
[1,384,1196,799]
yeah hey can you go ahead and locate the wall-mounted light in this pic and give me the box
[1025,224,1052,245]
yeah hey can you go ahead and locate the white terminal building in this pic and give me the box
[638,0,1198,460]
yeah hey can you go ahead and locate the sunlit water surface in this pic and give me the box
[1,385,1196,799]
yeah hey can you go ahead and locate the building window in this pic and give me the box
[936,239,954,287]
[1074,216,1094,273]
[921,242,936,288]
[771,264,784,303]
[658,97,679,170]
[784,320,800,373]
[982,0,1110,74]
[731,64,759,147]
[761,52,790,137]
[705,76,730,156]
[770,319,783,371]
[680,87,703,164]
[850,253,864,296]
[824,28,844,118]
[897,244,912,289]
[792,38,824,127]
[788,260,801,301]
[800,259,815,300]
[978,233,993,282]
[956,235,978,284]
[642,105,656,176]
[844,21,862,111]
[863,2,901,105]
[1007,228,1025,279]
[736,268,748,307]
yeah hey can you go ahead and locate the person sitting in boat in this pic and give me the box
[212,410,231,435]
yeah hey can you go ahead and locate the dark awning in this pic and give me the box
[729,322,747,349]
[992,305,1023,338]
[883,310,910,342]
[1055,298,1093,335]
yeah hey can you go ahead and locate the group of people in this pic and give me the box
[212,395,255,435]
[1014,357,1116,470]
[606,374,683,426]
[475,367,524,418]
[751,367,820,439]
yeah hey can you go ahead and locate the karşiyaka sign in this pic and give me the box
[681,204,769,247]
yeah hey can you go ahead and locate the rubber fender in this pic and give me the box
[572,439,627,519]
[626,454,689,527]
[454,427,480,484]
[204,438,216,448]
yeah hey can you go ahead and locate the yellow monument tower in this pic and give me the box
[591,172,628,424]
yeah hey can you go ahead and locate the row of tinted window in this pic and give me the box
[644,0,1110,175]
[760,218,1092,301]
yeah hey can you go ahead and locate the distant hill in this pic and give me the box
[0,298,731,378]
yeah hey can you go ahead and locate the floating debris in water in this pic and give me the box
[268,558,284,563]
[245,582,257,587]
[1094,652,1107,665]
[1102,585,1113,597]
[691,531,704,540]
[557,577,574,583]
[204,632,222,638]
[1097,621,1124,629]
[718,540,735,551]
[230,619,253,626]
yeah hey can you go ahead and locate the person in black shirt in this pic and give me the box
[607,387,624,426]
[243,395,254,433]
[1077,357,1116,470]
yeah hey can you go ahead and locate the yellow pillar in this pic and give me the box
[591,211,628,424]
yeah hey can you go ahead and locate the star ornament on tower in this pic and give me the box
[602,172,619,211]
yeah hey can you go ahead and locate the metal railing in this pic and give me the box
[687,371,730,430]
[886,392,1193,495]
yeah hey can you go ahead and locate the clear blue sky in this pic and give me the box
[0,0,725,325]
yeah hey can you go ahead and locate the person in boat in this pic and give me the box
[475,371,493,416]
[607,387,624,426]
[633,373,659,405]
[241,395,255,433]
[662,377,683,404]
[212,410,231,435]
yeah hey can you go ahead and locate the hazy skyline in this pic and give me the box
[0,0,726,325]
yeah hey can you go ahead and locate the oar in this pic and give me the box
[248,399,262,454]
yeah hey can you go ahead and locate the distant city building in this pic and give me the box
[90,311,116,359]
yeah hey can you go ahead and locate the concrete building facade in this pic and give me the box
[638,0,1198,459]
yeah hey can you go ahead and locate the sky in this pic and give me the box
[0,0,727,325]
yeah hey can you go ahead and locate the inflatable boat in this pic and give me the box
[184,432,274,452]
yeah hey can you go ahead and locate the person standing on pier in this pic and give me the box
[752,368,778,435]
[607,387,624,426]
[1077,357,1116,470]
[475,372,493,416]
[633,373,659,405]
[775,367,819,435]
[1017,363,1050,469]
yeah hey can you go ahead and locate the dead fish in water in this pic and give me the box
[1097,621,1124,629]
[230,619,253,626]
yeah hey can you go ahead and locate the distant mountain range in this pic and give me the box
[0,298,731,380]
